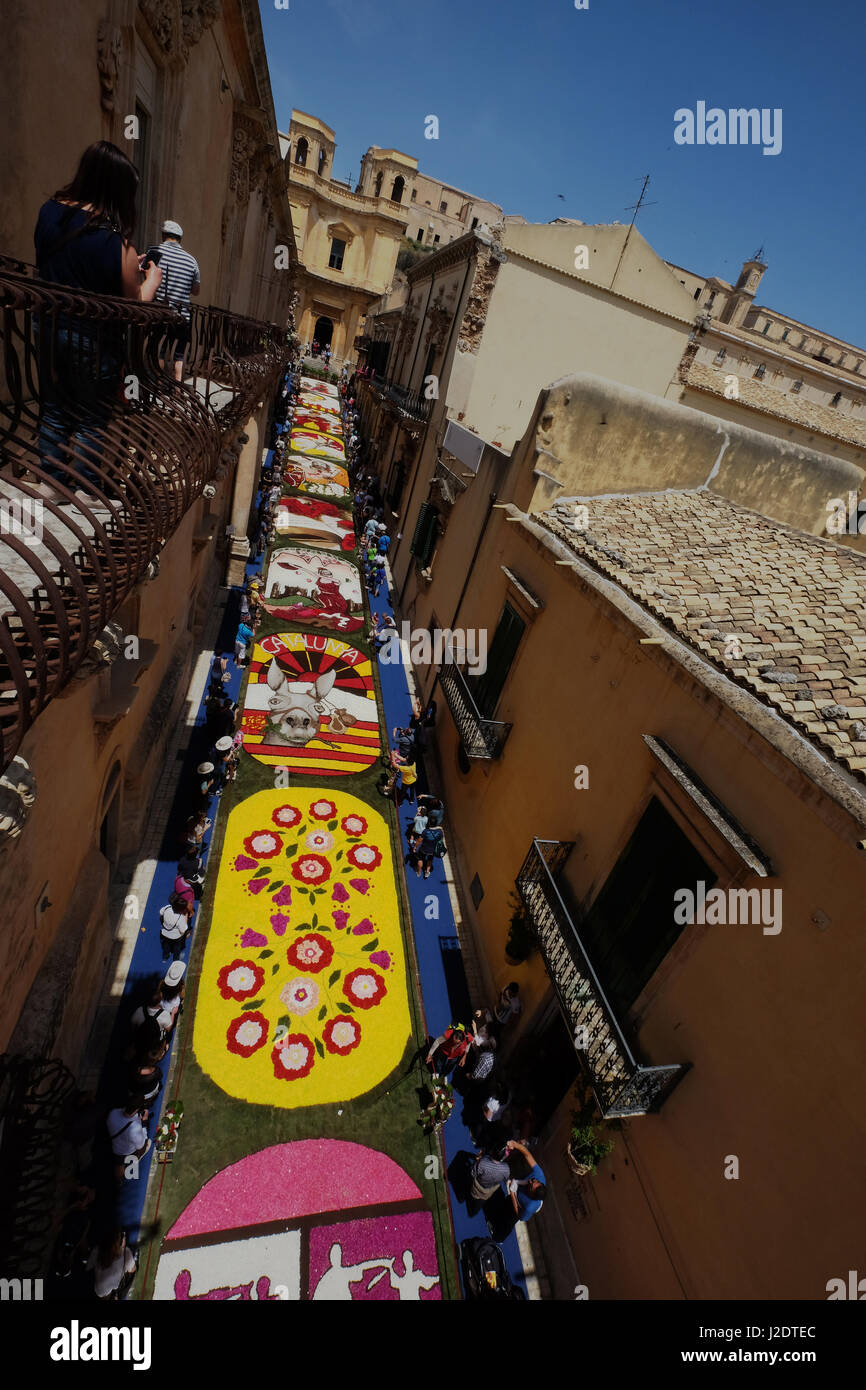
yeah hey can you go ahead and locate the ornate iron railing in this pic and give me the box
[439,661,511,759]
[362,373,433,422]
[0,264,290,769]
[516,839,685,1117]
[0,1054,76,1276]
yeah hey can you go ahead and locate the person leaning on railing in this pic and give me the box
[32,141,163,501]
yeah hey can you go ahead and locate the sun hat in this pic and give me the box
[162,219,183,237]
[214,736,233,752]
[164,960,186,988]
[197,761,214,775]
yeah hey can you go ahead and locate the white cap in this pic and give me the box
[164,960,186,987]
[163,220,183,237]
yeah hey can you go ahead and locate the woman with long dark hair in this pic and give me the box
[33,142,163,498]
[35,140,162,300]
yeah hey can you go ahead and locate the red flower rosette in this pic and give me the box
[226,1012,269,1058]
[346,843,382,871]
[271,1035,315,1081]
[309,798,337,821]
[217,959,265,1001]
[340,814,368,837]
[323,1016,362,1056]
[286,932,334,973]
[242,830,284,860]
[272,805,302,829]
[343,967,387,1010]
[290,853,332,886]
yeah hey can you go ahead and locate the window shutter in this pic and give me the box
[410,502,438,566]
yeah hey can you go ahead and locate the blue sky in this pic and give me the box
[261,0,866,345]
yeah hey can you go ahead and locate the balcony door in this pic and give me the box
[579,797,715,1015]
[472,601,525,719]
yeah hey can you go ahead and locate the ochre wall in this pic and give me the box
[424,510,866,1298]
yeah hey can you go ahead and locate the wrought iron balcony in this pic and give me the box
[0,262,290,768]
[362,373,432,422]
[439,662,511,759]
[516,839,685,1117]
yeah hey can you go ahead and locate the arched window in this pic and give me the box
[318,148,327,176]
[295,137,308,166]
[374,171,383,197]
[391,176,405,203]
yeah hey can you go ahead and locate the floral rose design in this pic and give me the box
[243,830,283,860]
[347,844,382,871]
[279,977,320,1016]
[227,1012,269,1057]
[323,1016,362,1056]
[287,933,334,973]
[291,853,332,886]
[272,1035,315,1081]
[272,805,302,829]
[343,968,387,1010]
[340,814,367,837]
[309,798,337,821]
[305,830,334,854]
[217,960,264,1002]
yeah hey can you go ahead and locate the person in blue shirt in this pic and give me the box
[505,1140,546,1222]
[377,525,391,555]
[235,621,254,665]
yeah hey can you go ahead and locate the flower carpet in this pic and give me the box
[137,374,458,1301]
[239,631,379,772]
[194,789,410,1107]
[260,547,363,632]
[153,1141,440,1300]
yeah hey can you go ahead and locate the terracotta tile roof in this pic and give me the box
[684,360,866,449]
[540,492,866,783]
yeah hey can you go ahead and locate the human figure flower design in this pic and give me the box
[196,790,410,1107]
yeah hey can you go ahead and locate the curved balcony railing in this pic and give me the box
[516,839,686,1118]
[0,262,290,769]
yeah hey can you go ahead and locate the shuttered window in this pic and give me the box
[472,601,525,719]
[410,501,438,567]
[578,797,716,1014]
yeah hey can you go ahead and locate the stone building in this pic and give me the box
[0,0,295,1072]
[284,112,504,363]
[668,255,866,463]
[283,113,412,363]
[385,371,866,1298]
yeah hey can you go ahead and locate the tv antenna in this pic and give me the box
[610,175,658,291]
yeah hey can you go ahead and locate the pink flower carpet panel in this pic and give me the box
[240,631,379,773]
[153,1140,441,1301]
[261,547,363,633]
[193,790,411,1107]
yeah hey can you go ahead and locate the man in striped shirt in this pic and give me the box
[156,220,200,380]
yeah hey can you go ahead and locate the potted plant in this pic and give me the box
[505,894,535,964]
[418,1078,454,1135]
[567,1119,614,1177]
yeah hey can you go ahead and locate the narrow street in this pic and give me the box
[97,370,527,1301]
